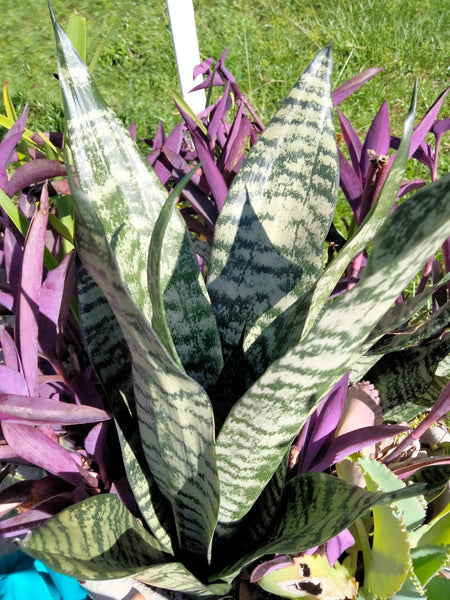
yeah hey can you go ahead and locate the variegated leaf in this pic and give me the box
[211,473,435,581]
[69,174,219,562]
[135,563,231,597]
[367,337,450,421]
[21,494,172,580]
[216,174,450,530]
[207,46,338,363]
[76,261,175,553]
[50,3,223,389]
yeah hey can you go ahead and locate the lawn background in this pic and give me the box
[1,0,449,175]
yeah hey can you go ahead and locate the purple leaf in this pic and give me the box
[409,87,450,158]
[360,101,390,180]
[0,331,23,375]
[338,110,363,178]
[208,82,231,146]
[16,184,49,396]
[174,98,228,210]
[84,421,110,483]
[297,373,349,472]
[4,159,66,198]
[332,68,383,107]
[0,365,28,395]
[38,251,75,357]
[0,393,110,425]
[393,455,450,480]
[0,104,29,190]
[2,422,87,487]
[397,179,426,198]
[326,528,355,566]
[385,383,450,464]
[338,149,363,214]
[0,498,72,538]
[311,424,408,472]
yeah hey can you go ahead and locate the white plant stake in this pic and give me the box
[166,0,206,114]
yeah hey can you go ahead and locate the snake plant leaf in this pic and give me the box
[212,473,435,581]
[207,45,338,363]
[20,494,173,580]
[216,173,450,530]
[244,83,418,382]
[70,178,219,562]
[76,261,175,553]
[299,81,417,340]
[367,336,450,421]
[135,563,231,598]
[49,2,223,388]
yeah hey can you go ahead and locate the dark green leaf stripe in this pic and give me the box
[76,261,175,553]
[216,174,450,528]
[22,494,172,580]
[212,473,436,581]
[299,82,418,339]
[71,180,219,562]
[207,46,338,363]
[50,5,223,389]
[368,337,450,420]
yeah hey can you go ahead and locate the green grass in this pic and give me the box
[0,0,449,174]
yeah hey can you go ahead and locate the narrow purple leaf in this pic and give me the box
[431,117,450,138]
[0,498,72,538]
[3,227,23,303]
[38,251,75,357]
[338,110,363,178]
[0,104,29,190]
[208,82,231,146]
[16,184,49,396]
[397,179,426,198]
[219,111,253,185]
[332,68,384,107]
[128,122,137,141]
[311,424,409,473]
[0,290,13,311]
[385,383,450,464]
[326,528,355,566]
[0,393,110,425]
[298,373,349,472]
[2,422,86,487]
[4,159,66,198]
[393,456,450,480]
[409,87,450,158]
[360,101,391,180]
[174,98,228,210]
[0,364,28,394]
[338,149,363,214]
[0,331,23,375]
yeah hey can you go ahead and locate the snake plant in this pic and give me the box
[18,4,450,598]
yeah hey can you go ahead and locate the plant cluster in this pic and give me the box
[0,4,449,599]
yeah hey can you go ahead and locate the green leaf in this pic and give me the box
[207,45,338,367]
[67,11,87,62]
[70,178,219,562]
[76,260,175,553]
[212,473,435,581]
[50,3,222,388]
[359,457,426,531]
[216,173,450,530]
[299,81,418,339]
[410,545,450,587]
[368,337,450,421]
[136,563,231,598]
[21,494,172,580]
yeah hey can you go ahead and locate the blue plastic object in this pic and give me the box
[0,550,89,600]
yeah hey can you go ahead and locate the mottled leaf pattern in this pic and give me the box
[212,473,435,581]
[50,3,222,390]
[76,261,175,553]
[70,179,219,561]
[207,46,338,363]
[21,494,171,579]
[216,174,450,528]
